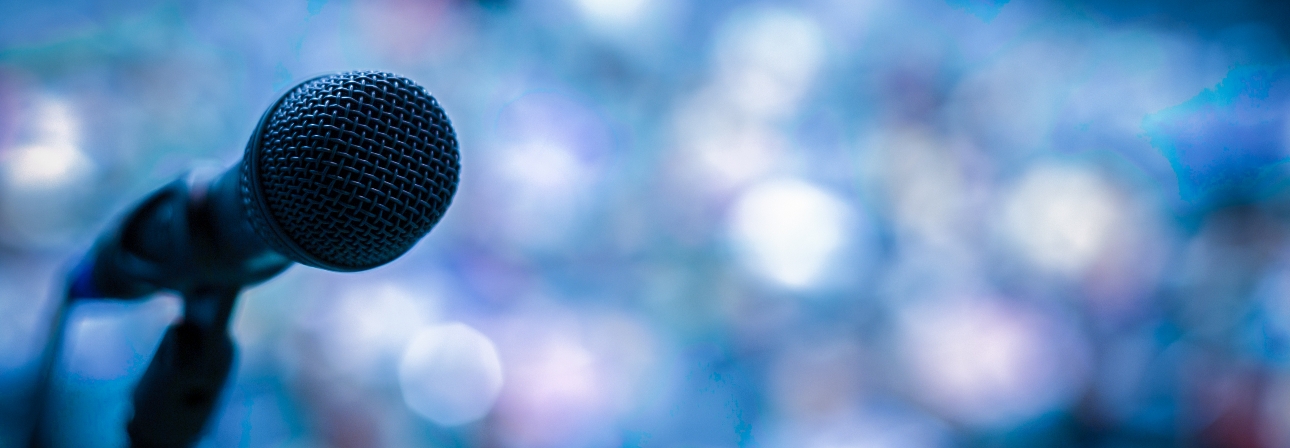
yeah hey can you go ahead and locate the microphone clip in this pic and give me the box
[127,287,239,448]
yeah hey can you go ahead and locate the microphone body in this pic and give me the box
[73,69,461,298]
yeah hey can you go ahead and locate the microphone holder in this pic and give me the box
[127,287,239,448]
[28,286,244,448]
[30,171,289,447]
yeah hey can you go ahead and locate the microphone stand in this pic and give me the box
[27,286,240,448]
[126,287,239,448]
[29,171,288,447]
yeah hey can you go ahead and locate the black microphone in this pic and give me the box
[29,71,460,448]
[73,70,461,297]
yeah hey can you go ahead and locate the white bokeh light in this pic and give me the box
[6,143,90,188]
[0,95,98,248]
[501,141,592,195]
[729,178,854,289]
[1001,165,1123,277]
[2,96,90,187]
[315,282,439,384]
[671,6,825,196]
[570,0,651,28]
[713,6,826,118]
[898,299,1090,428]
[399,323,504,427]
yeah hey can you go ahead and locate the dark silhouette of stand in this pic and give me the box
[29,287,242,448]
[127,288,238,448]
[29,174,287,448]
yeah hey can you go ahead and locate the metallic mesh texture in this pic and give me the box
[241,71,460,271]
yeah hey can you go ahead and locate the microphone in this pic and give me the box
[29,71,460,448]
[73,70,461,298]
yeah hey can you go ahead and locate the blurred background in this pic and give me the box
[4,0,1290,446]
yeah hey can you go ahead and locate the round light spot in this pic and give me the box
[729,178,854,289]
[316,282,438,384]
[712,6,826,117]
[570,0,651,28]
[399,323,504,427]
[897,299,1089,427]
[1001,165,1122,276]
[0,95,98,249]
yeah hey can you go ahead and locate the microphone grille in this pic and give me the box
[241,71,460,271]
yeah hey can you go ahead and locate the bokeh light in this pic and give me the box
[728,178,856,289]
[897,298,1091,428]
[570,0,651,28]
[307,281,439,385]
[999,164,1124,277]
[398,322,504,427]
[0,95,99,249]
[712,6,825,119]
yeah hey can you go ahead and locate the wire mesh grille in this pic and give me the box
[241,71,460,270]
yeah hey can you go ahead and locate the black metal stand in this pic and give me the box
[28,171,285,447]
[127,288,239,448]
[27,287,242,448]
